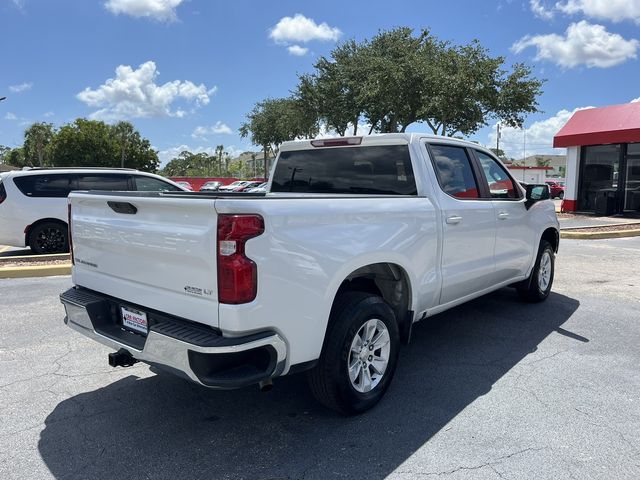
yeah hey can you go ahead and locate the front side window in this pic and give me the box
[13,174,74,198]
[428,145,479,199]
[474,151,520,199]
[134,176,182,191]
[271,145,417,195]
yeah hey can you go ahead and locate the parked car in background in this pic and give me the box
[235,181,263,192]
[0,168,185,254]
[175,181,194,191]
[217,180,248,192]
[199,181,222,192]
[545,180,565,199]
[245,182,268,193]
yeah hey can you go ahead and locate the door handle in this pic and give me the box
[445,215,462,225]
[497,211,509,220]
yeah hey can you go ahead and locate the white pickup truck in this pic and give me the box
[60,134,559,414]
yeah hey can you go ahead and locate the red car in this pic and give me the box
[545,181,565,199]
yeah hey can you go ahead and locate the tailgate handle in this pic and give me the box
[107,201,138,215]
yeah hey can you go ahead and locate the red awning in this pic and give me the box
[553,103,640,148]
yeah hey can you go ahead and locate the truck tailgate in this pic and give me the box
[69,192,220,328]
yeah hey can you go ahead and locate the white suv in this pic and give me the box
[0,168,185,254]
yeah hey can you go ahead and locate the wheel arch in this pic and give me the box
[541,227,559,253]
[24,217,68,245]
[330,262,414,344]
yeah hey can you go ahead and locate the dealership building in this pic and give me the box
[554,102,640,215]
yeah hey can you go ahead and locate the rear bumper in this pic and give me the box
[60,287,287,389]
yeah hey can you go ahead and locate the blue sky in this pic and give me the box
[2,0,640,164]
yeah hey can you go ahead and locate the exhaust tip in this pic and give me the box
[258,379,273,392]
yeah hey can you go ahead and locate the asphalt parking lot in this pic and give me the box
[1,237,639,480]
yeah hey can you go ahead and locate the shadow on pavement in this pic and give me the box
[38,289,580,479]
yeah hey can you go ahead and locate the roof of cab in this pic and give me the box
[279,133,489,152]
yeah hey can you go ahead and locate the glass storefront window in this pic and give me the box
[625,156,640,212]
[627,143,640,155]
[578,145,620,211]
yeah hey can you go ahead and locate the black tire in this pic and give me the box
[29,222,69,254]
[307,291,400,415]
[517,240,555,303]
[558,191,564,199]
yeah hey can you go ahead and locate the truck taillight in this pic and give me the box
[217,214,264,304]
[67,202,74,265]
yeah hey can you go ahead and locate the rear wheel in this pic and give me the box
[29,222,68,254]
[558,191,564,199]
[308,292,400,415]
[517,240,554,302]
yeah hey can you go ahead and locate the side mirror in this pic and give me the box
[525,184,550,209]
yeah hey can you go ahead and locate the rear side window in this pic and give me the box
[76,174,130,191]
[271,145,417,195]
[13,174,74,198]
[428,145,480,199]
[0,179,6,204]
[134,176,182,191]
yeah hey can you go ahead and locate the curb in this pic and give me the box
[561,229,640,240]
[561,222,640,231]
[0,264,71,279]
[0,253,70,264]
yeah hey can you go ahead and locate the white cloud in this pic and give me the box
[632,97,640,102]
[269,14,341,44]
[287,45,309,56]
[12,0,25,11]
[530,0,554,19]
[157,144,248,166]
[42,111,54,117]
[556,0,640,23]
[512,21,639,68]
[76,61,216,120]
[104,0,184,21]
[9,82,32,93]
[488,107,594,159]
[191,122,233,138]
[4,112,17,121]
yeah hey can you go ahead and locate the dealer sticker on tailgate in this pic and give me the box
[121,306,148,335]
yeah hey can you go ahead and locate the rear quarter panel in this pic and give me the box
[215,196,439,367]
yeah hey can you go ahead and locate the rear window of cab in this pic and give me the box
[271,145,417,195]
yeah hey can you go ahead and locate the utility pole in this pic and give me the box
[496,123,501,152]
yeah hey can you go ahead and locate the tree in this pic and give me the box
[358,28,436,133]
[159,148,252,178]
[289,27,543,137]
[240,97,317,177]
[215,145,226,176]
[2,147,28,168]
[24,122,55,167]
[419,39,543,137]
[49,119,159,171]
[489,148,512,163]
[112,121,136,168]
[298,39,362,135]
[0,145,10,164]
[535,157,551,167]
